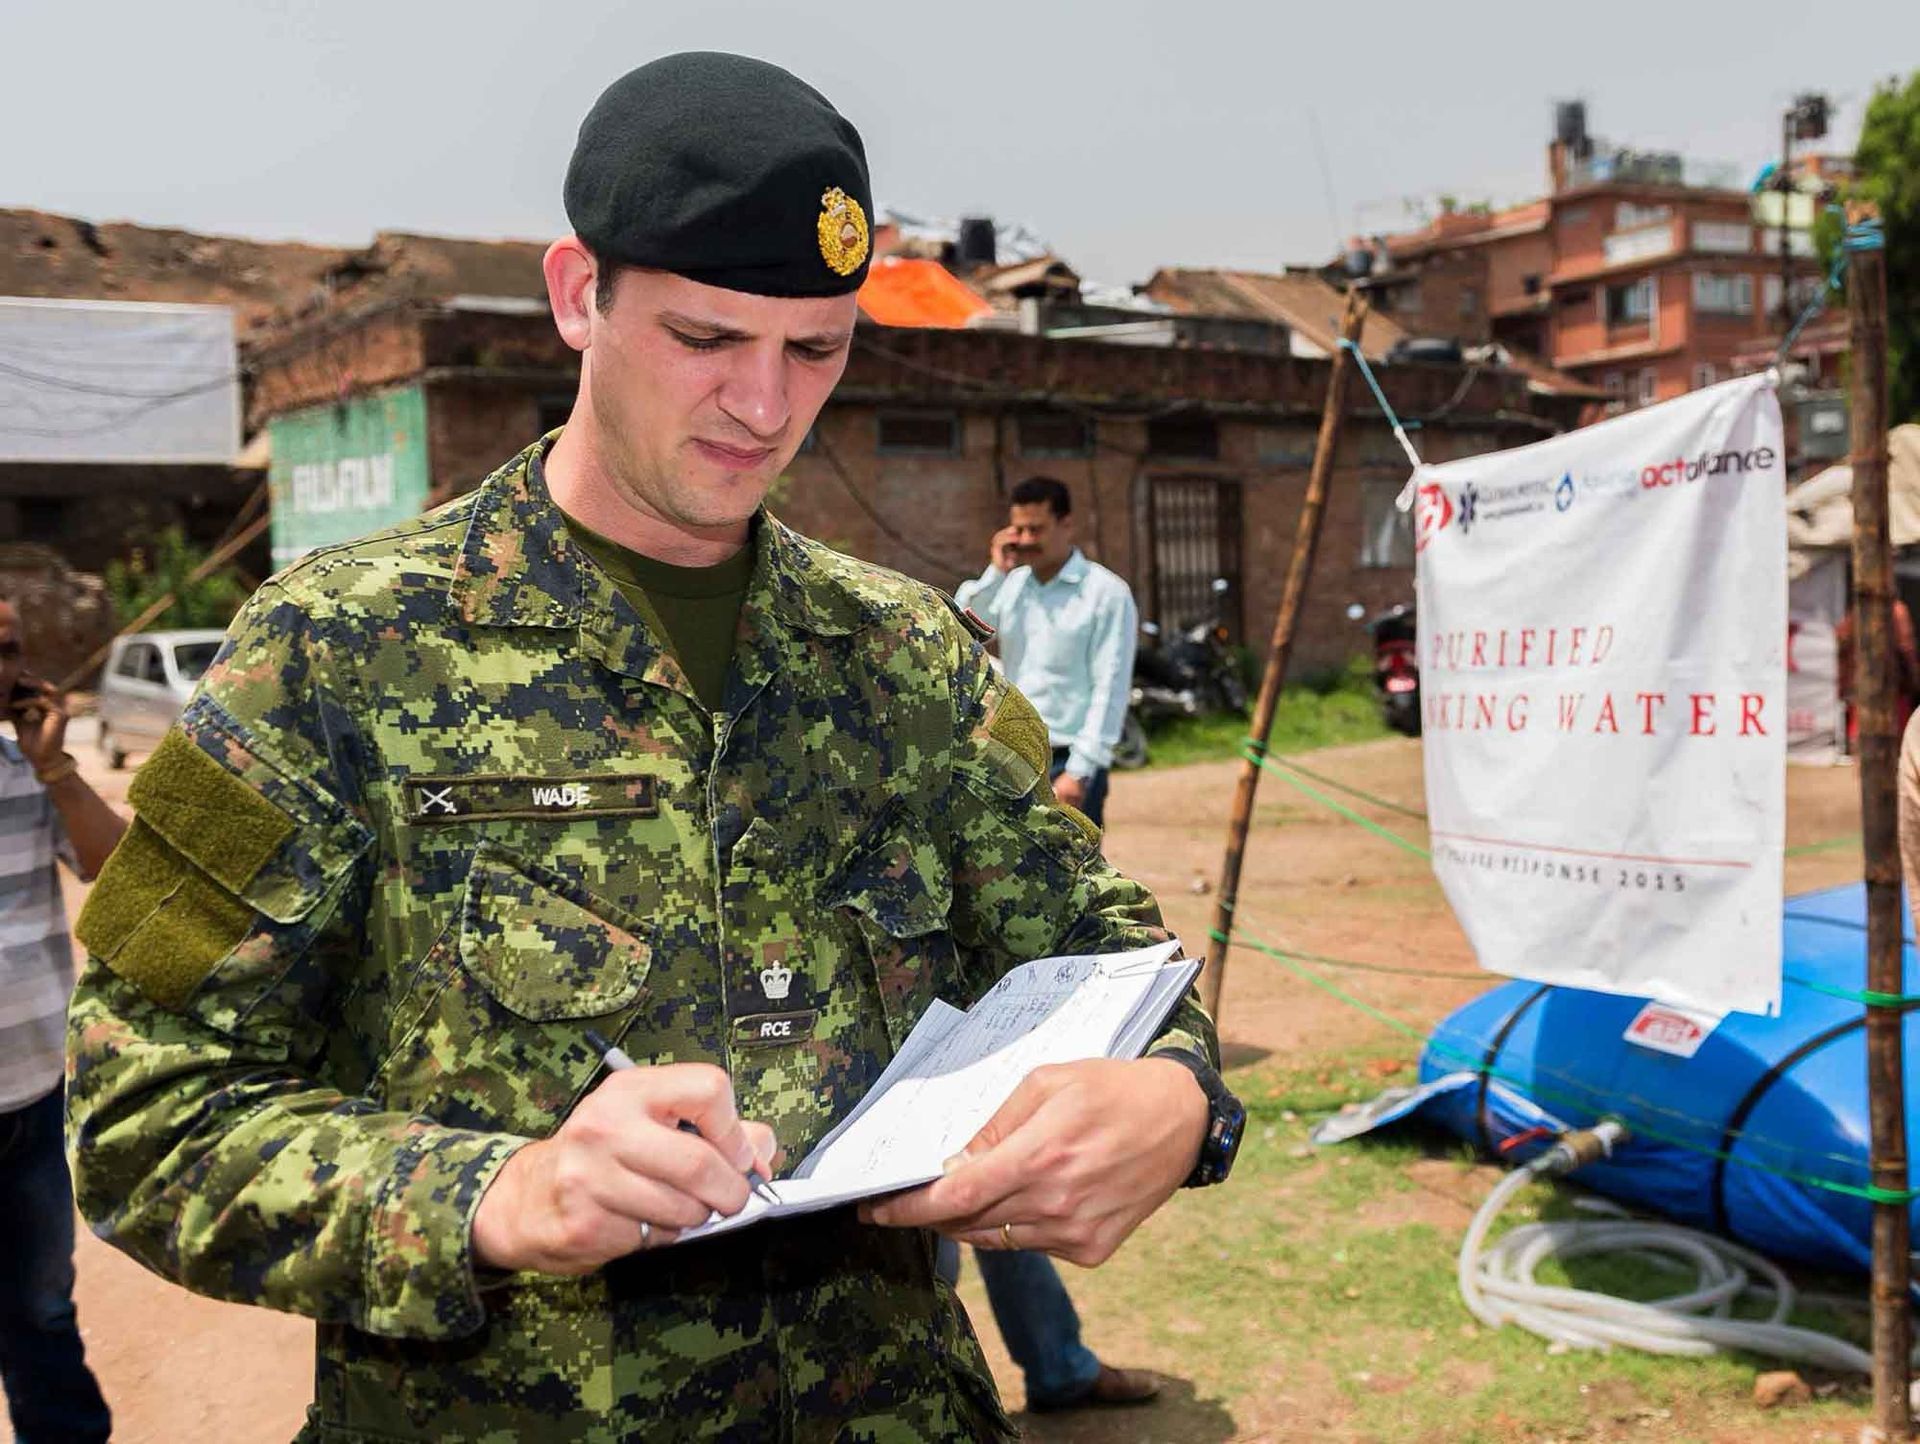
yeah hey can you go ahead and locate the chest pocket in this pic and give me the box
[823,805,958,1051]
[379,842,652,1136]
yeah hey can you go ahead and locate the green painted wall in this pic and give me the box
[268,386,430,570]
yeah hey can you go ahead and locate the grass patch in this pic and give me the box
[1139,657,1390,770]
[969,1047,1873,1441]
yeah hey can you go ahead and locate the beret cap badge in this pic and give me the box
[817,187,870,278]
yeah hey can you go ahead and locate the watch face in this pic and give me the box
[1198,1090,1244,1182]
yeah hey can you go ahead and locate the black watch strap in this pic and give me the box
[1153,1048,1245,1188]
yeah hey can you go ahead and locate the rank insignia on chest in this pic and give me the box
[759,962,794,1001]
[403,773,661,824]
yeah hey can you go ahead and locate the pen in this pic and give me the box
[582,1029,780,1203]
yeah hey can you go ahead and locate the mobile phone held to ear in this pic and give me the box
[7,674,46,718]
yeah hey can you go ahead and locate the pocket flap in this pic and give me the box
[458,845,652,1021]
[823,807,951,939]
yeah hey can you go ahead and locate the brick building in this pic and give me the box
[5,206,1587,678]
[247,280,1584,675]
[1335,107,1828,421]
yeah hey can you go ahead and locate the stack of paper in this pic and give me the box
[673,940,1199,1244]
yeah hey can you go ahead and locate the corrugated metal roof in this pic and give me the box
[1140,268,1411,360]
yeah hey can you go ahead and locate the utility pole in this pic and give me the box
[1205,292,1370,1025]
[1846,202,1911,1443]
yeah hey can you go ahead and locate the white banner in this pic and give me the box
[1415,375,1786,1017]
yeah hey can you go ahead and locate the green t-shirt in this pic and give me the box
[568,518,754,713]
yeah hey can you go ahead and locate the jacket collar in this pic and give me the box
[449,436,870,699]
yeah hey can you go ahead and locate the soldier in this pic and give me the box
[65,52,1238,1442]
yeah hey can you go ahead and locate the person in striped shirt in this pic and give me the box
[1,597,125,1444]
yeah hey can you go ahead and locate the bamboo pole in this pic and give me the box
[1846,209,1911,1442]
[1203,292,1370,1024]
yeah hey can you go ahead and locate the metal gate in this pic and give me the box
[1147,476,1243,640]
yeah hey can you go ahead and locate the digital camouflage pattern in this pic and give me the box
[65,436,1217,1443]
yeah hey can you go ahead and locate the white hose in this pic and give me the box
[1459,1144,1875,1372]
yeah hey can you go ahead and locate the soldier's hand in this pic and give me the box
[859,1057,1207,1267]
[989,526,1023,573]
[471,1063,780,1275]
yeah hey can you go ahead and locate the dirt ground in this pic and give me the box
[4,733,1873,1443]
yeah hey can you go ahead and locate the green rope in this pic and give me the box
[1247,745,1430,821]
[1206,928,1479,983]
[1238,745,1895,1002]
[1785,834,1861,858]
[1242,748,1432,860]
[1229,926,1920,1205]
[1781,975,1920,1009]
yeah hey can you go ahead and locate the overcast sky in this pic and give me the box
[7,1,1916,287]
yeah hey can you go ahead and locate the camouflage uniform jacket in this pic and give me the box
[65,437,1217,1443]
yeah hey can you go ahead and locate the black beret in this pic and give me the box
[565,52,873,298]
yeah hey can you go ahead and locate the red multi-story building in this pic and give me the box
[1344,107,1828,420]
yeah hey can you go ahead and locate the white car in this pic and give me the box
[96,629,226,768]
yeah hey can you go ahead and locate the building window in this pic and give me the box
[1016,408,1093,458]
[1692,362,1718,389]
[1559,285,1593,310]
[1692,221,1752,255]
[1763,275,1822,319]
[1604,278,1655,326]
[1146,414,1219,461]
[1603,371,1625,399]
[1692,272,1753,316]
[1147,476,1242,639]
[1359,478,1415,569]
[1636,369,1659,406]
[1458,286,1481,319]
[876,410,962,455]
[1616,201,1672,231]
[1522,273,1543,296]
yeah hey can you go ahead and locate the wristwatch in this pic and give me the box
[1155,1049,1245,1188]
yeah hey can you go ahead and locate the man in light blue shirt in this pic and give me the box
[947,478,1160,1415]
[956,477,1138,828]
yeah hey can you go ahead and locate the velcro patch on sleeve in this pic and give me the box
[1058,803,1102,847]
[987,686,1052,779]
[76,821,253,1010]
[129,729,294,894]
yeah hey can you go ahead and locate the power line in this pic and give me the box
[810,427,966,577]
[0,355,243,401]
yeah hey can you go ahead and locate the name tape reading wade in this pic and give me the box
[404,774,660,823]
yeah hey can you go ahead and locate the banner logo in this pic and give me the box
[1415,483,1454,552]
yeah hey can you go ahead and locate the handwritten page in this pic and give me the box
[673,941,1197,1244]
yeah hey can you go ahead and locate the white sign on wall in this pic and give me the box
[1414,375,1786,1016]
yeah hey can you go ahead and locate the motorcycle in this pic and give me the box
[1112,579,1249,769]
[1350,601,1421,737]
